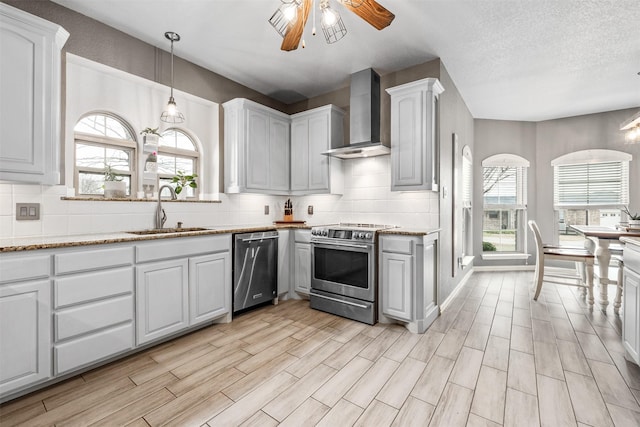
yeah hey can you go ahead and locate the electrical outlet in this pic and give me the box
[308,205,314,215]
[16,203,40,220]
[264,205,269,215]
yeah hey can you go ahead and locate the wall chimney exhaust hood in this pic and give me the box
[323,68,390,159]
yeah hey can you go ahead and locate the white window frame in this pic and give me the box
[157,128,200,199]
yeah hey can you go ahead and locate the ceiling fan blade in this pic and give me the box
[281,0,312,51]
[341,0,395,30]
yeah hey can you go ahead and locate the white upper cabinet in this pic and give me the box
[290,105,345,195]
[0,3,69,184]
[223,98,290,194]
[386,78,444,192]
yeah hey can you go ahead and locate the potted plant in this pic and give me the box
[140,127,161,145]
[171,170,197,199]
[623,206,640,227]
[145,151,158,172]
[104,165,127,198]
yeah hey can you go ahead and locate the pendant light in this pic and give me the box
[160,31,185,124]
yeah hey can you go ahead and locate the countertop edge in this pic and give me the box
[621,236,640,249]
[378,228,441,237]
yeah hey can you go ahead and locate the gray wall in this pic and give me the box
[474,108,640,266]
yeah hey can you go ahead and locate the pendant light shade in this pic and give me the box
[161,31,185,124]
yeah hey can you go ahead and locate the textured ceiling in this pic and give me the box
[52,0,640,121]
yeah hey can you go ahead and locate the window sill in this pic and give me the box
[61,197,221,203]
[481,253,531,261]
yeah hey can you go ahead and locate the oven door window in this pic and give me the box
[314,246,369,289]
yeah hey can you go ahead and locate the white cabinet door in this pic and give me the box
[381,252,413,322]
[246,108,270,190]
[308,112,330,191]
[623,267,640,364]
[290,119,309,191]
[189,252,231,326]
[0,280,51,395]
[277,230,291,296]
[294,242,311,294]
[387,78,444,192]
[270,116,291,192]
[136,259,189,345]
[0,4,68,184]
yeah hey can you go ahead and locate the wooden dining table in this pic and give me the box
[570,225,640,308]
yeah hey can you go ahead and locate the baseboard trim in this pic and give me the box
[440,269,473,312]
[473,265,535,272]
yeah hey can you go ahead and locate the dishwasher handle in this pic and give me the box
[242,235,279,243]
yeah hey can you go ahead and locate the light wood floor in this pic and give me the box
[2,271,640,427]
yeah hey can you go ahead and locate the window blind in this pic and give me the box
[483,166,527,207]
[554,161,629,207]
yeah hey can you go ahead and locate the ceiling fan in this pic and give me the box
[269,0,395,51]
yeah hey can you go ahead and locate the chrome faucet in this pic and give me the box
[155,185,177,229]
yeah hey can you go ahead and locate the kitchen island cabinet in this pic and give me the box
[290,105,345,195]
[622,237,640,365]
[0,3,69,184]
[379,232,439,333]
[386,78,444,192]
[223,98,291,194]
[0,253,51,396]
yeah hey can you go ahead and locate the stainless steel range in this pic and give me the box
[310,223,395,324]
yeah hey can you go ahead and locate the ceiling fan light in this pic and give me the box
[320,0,346,43]
[340,0,364,7]
[269,3,299,38]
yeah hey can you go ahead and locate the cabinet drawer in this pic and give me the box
[54,323,133,375]
[295,230,311,244]
[55,246,133,275]
[54,267,134,308]
[381,237,414,255]
[55,295,133,341]
[624,246,640,273]
[0,255,50,284]
[136,235,231,263]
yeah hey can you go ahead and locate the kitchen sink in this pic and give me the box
[127,227,210,235]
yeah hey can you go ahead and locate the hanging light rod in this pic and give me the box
[160,31,185,124]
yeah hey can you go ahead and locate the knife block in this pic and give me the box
[284,208,293,222]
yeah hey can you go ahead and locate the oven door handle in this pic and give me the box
[312,241,370,250]
[311,292,369,309]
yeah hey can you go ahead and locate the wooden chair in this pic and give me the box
[528,220,595,305]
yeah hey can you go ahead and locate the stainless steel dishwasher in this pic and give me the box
[233,230,278,313]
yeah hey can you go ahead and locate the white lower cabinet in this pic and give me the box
[623,242,640,365]
[189,252,231,326]
[136,259,190,345]
[294,230,311,295]
[379,233,439,333]
[0,279,51,396]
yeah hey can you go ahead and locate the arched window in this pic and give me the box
[74,113,137,197]
[482,154,529,255]
[158,129,199,198]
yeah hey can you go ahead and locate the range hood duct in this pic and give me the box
[323,68,390,159]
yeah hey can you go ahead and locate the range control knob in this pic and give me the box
[359,232,366,239]
[322,230,328,237]
[365,232,373,239]
[311,229,317,235]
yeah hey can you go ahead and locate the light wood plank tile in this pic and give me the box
[537,374,576,427]
[530,301,551,321]
[383,331,421,362]
[512,308,532,328]
[411,354,457,407]
[408,329,445,362]
[568,312,596,334]
[474,305,496,325]
[235,336,300,374]
[377,357,428,409]
[449,346,483,390]
[427,382,474,427]
[452,308,476,332]
[354,399,398,427]
[556,339,591,376]
[504,388,539,427]
[262,363,336,422]
[131,343,217,384]
[330,321,367,344]
[0,376,83,416]
[531,319,555,343]
[344,356,399,409]
[546,302,568,319]
[323,334,373,371]
[240,320,294,344]
[0,401,45,427]
[533,340,564,380]
[495,301,513,318]
[589,359,640,411]
[391,396,435,427]
[91,388,175,427]
[209,371,297,426]
[510,324,534,354]
[167,341,245,380]
[593,324,627,355]
[462,297,482,313]
[507,350,537,396]
[312,356,373,408]
[148,328,225,363]
[361,323,388,338]
[490,314,512,339]
[124,418,149,427]
[483,336,510,371]
[238,410,278,427]
[481,292,499,308]
[316,399,363,427]
[610,351,640,390]
[466,413,501,427]
[576,331,613,363]
[42,375,134,411]
[359,328,402,361]
[278,398,330,427]
[464,321,492,351]
[470,365,507,424]
[606,403,640,427]
[286,338,343,378]
[550,316,577,343]
[82,353,157,384]
[286,330,331,358]
[242,324,301,355]
[145,368,245,426]
[221,352,298,401]
[436,328,467,360]
[565,371,614,427]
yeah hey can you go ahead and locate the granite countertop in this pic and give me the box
[621,236,640,249]
[378,228,441,236]
[0,222,311,253]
